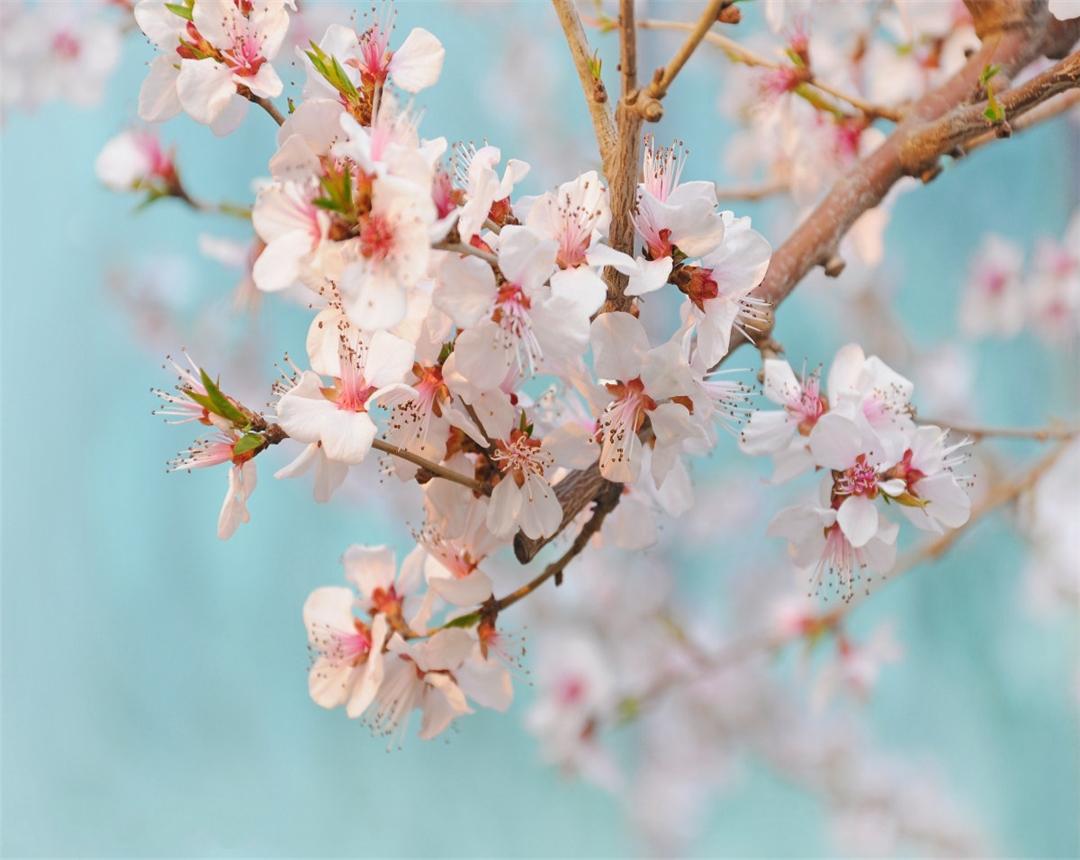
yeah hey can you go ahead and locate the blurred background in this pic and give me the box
[2,1,1078,856]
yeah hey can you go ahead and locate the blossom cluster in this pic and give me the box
[120,0,991,745]
[959,211,1080,344]
[743,344,973,600]
[1,0,124,119]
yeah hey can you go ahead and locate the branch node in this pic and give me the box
[640,97,664,122]
[718,4,741,24]
[920,162,944,184]
[822,254,846,278]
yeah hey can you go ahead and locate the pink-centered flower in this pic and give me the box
[437,226,593,390]
[276,328,415,464]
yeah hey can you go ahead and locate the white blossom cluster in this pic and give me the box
[959,213,1080,344]
[742,344,973,601]
[116,0,986,745]
[62,0,1080,852]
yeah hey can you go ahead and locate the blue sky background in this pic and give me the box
[2,2,1078,856]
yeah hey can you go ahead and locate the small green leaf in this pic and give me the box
[587,50,602,80]
[232,433,266,456]
[181,388,215,413]
[979,63,1001,85]
[198,369,247,426]
[442,611,481,629]
[164,1,193,21]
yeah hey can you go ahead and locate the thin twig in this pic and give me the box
[551,0,618,170]
[961,89,1080,156]
[618,0,637,99]
[638,18,904,121]
[242,90,286,126]
[919,419,1080,442]
[640,0,727,105]
[433,240,499,267]
[713,180,789,202]
[170,185,252,219]
[265,422,486,494]
[494,482,621,612]
[371,439,488,495]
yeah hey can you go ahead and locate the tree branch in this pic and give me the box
[551,0,618,171]
[899,49,1080,176]
[370,439,488,495]
[618,0,637,99]
[495,480,621,612]
[918,418,1080,442]
[638,18,904,122]
[748,21,1053,343]
[713,179,789,202]
[264,423,488,495]
[961,89,1080,156]
[240,88,286,126]
[599,0,645,313]
[635,0,728,120]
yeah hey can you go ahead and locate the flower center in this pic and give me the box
[224,35,266,77]
[789,377,827,435]
[835,454,879,500]
[355,24,392,83]
[51,31,81,60]
[642,140,686,202]
[555,204,596,269]
[319,619,373,668]
[360,214,395,261]
[492,429,551,486]
[370,585,403,619]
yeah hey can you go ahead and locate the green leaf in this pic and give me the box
[164,1,193,21]
[198,369,247,426]
[442,611,481,629]
[181,388,215,413]
[232,433,266,457]
[979,63,1001,85]
[587,50,602,81]
[305,41,361,105]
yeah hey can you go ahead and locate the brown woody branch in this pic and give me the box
[518,2,1072,563]
[961,89,1080,156]
[551,0,618,170]
[495,480,622,611]
[239,87,286,126]
[633,0,729,122]
[898,49,1080,177]
[749,17,1063,340]
[917,418,1080,442]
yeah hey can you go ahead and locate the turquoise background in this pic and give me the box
[2,2,1077,856]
